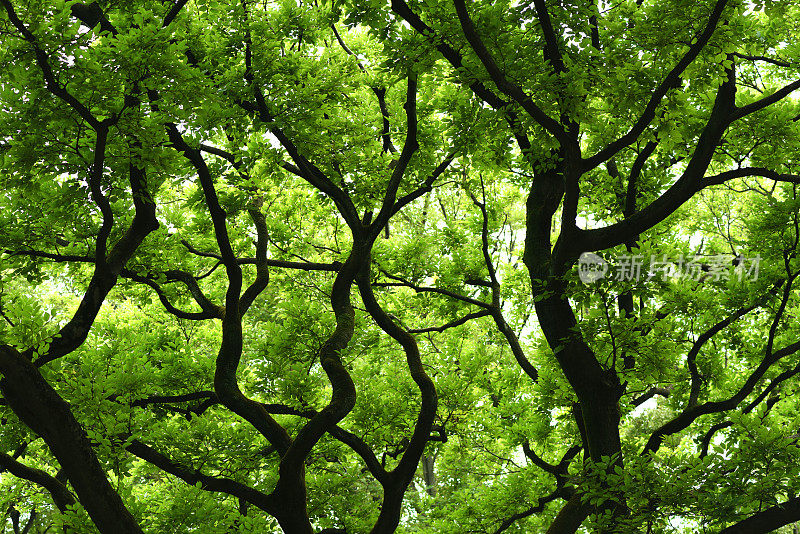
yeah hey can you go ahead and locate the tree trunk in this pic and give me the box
[0,346,144,534]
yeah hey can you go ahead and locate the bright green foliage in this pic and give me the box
[1,0,800,533]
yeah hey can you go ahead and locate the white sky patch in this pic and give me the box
[629,395,657,418]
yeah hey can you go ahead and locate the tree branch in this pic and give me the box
[582,0,730,169]
[718,496,800,534]
[731,78,800,121]
[732,52,792,68]
[686,299,766,408]
[125,439,280,516]
[570,62,737,256]
[469,182,539,381]
[643,339,800,455]
[701,167,800,188]
[631,386,672,407]
[371,72,419,240]
[330,24,396,153]
[0,451,76,512]
[36,154,159,366]
[356,262,437,533]
[493,488,565,534]
[407,310,491,333]
[239,205,270,315]
[0,0,102,128]
[162,0,190,27]
[375,272,492,309]
[452,0,568,144]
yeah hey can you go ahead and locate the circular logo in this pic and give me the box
[577,252,608,284]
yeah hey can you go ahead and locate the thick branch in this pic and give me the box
[644,339,800,454]
[168,126,293,455]
[0,346,144,533]
[631,386,672,407]
[531,0,566,74]
[582,0,730,169]
[162,0,190,27]
[270,249,361,518]
[0,451,76,512]
[569,63,737,256]
[356,263,437,533]
[0,0,102,128]
[452,0,568,144]
[731,78,800,121]
[36,157,159,366]
[701,167,800,188]
[718,497,800,534]
[126,439,279,516]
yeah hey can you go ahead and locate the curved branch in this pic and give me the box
[718,496,800,534]
[0,0,101,128]
[643,339,800,455]
[0,451,76,512]
[686,299,766,408]
[239,206,270,315]
[168,125,293,456]
[569,64,737,257]
[36,157,159,366]
[271,249,361,511]
[120,270,220,320]
[356,263,437,533]
[582,0,730,169]
[452,0,568,144]
[698,421,732,458]
[125,439,279,516]
[470,183,539,381]
[371,73,419,240]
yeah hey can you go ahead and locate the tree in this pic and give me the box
[0,0,799,533]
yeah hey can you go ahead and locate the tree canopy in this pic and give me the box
[1,0,800,532]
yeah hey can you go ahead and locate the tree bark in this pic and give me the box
[0,346,144,534]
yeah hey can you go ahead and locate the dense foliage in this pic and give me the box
[1,0,800,532]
